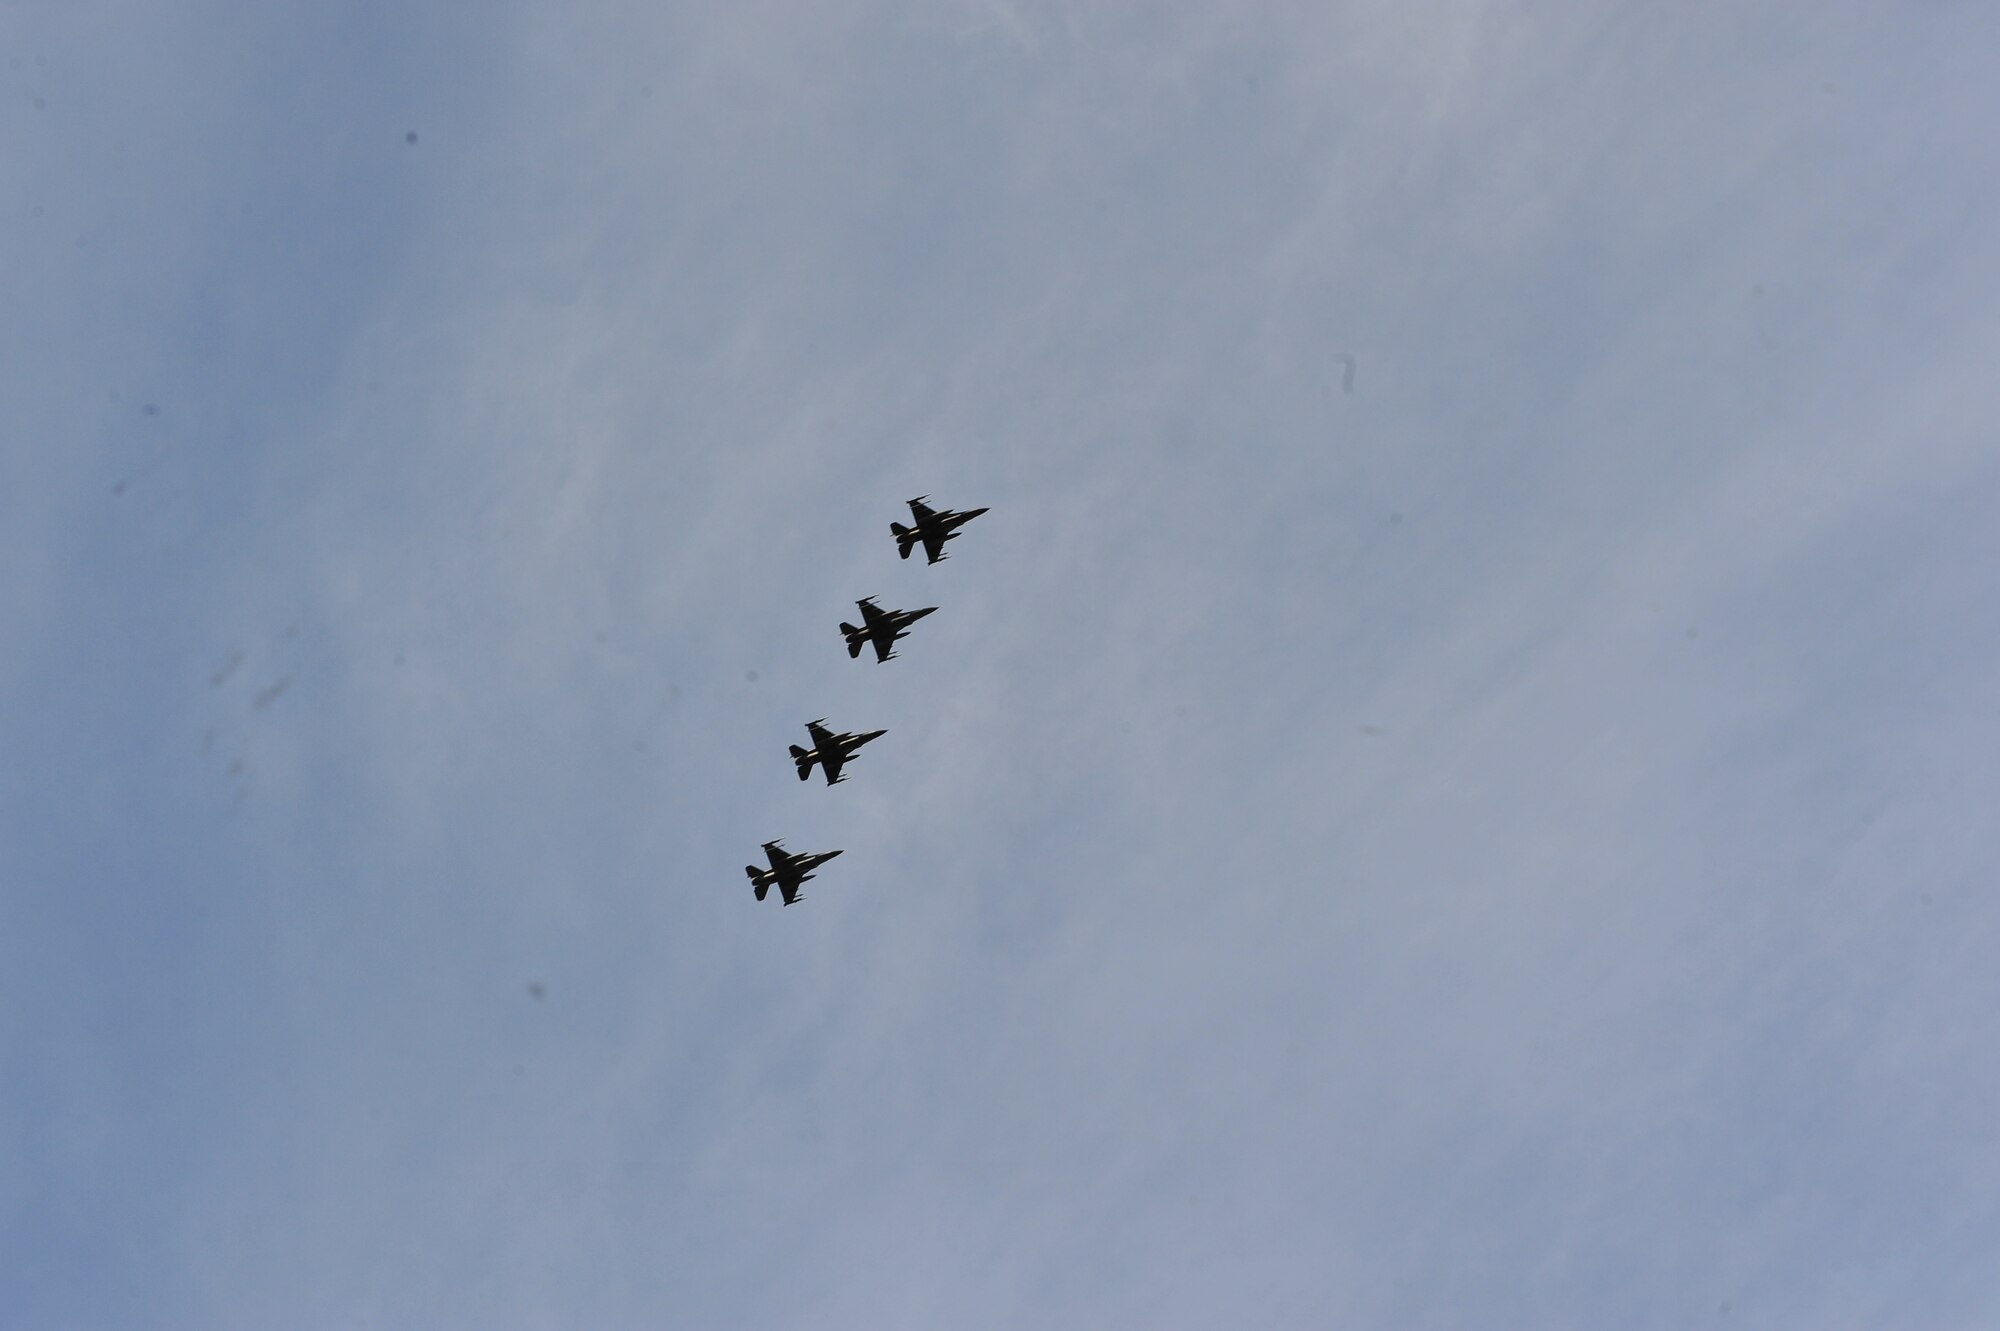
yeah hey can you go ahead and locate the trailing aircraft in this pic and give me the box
[891,496,988,564]
[790,719,886,785]
[840,596,936,663]
[744,840,843,907]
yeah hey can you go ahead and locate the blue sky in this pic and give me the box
[6,3,2000,1326]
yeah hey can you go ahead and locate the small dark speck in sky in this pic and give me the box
[112,481,127,495]
[252,678,292,709]
[142,402,159,416]
[405,130,418,144]
[745,669,759,683]
[527,982,545,1001]
[1389,512,1403,525]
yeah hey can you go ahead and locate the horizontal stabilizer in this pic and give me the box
[841,624,864,658]
[789,744,814,780]
[891,521,916,559]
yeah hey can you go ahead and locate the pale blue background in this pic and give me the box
[5,4,1998,1326]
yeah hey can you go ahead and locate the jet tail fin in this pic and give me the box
[840,624,864,658]
[789,744,814,780]
[890,521,916,559]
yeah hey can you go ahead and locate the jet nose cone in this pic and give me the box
[966,507,989,518]
[824,848,844,860]
[911,605,938,619]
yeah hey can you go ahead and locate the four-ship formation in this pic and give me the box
[749,496,985,906]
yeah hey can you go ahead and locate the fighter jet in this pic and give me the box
[891,496,988,564]
[840,596,937,663]
[744,840,843,906]
[789,719,886,785]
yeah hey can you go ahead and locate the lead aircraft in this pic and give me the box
[891,496,988,564]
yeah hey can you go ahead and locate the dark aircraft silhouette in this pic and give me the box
[891,495,988,564]
[745,840,843,906]
[790,719,886,785]
[840,596,936,662]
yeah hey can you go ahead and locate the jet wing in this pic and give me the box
[818,751,846,784]
[918,527,949,563]
[777,879,803,906]
[870,630,897,663]
[806,720,837,749]
[908,497,938,523]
